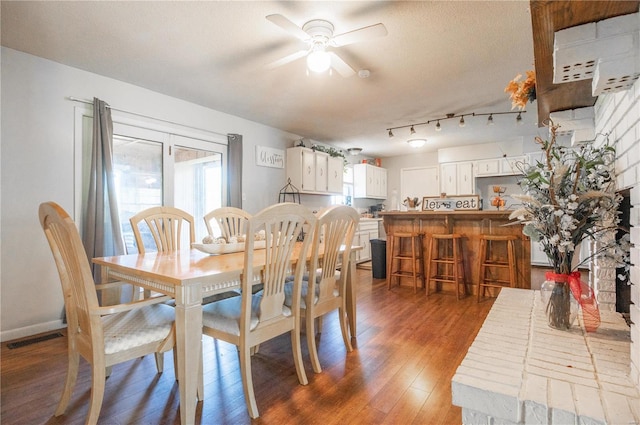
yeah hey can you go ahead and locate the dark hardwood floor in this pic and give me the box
[1,268,494,424]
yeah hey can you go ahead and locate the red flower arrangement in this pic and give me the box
[504,70,536,110]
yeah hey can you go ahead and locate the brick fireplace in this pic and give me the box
[452,74,639,424]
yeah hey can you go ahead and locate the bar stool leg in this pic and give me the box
[386,235,394,290]
[425,236,433,296]
[507,239,516,288]
[477,238,486,302]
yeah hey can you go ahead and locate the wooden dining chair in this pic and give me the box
[201,202,316,419]
[284,205,359,373]
[129,206,196,301]
[203,206,251,240]
[129,206,195,254]
[39,202,176,425]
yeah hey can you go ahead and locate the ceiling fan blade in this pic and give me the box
[266,14,310,41]
[329,52,356,78]
[332,23,387,47]
[266,50,308,69]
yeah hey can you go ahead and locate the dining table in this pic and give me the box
[92,243,361,424]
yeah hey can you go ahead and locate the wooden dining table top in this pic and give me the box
[93,243,359,287]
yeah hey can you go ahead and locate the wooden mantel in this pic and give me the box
[530,0,640,126]
[380,210,531,293]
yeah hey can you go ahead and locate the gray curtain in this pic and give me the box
[227,133,243,208]
[83,98,125,282]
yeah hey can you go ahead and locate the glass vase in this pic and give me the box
[540,279,578,330]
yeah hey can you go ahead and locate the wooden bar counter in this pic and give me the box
[380,210,530,294]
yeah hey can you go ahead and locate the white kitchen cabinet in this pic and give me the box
[440,161,474,195]
[500,155,527,175]
[315,151,329,192]
[476,155,528,177]
[355,219,379,263]
[327,156,344,193]
[476,159,501,176]
[354,164,387,199]
[286,147,342,194]
[457,161,475,194]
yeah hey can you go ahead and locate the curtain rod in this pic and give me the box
[67,96,229,138]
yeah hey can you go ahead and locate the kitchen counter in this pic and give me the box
[381,210,530,292]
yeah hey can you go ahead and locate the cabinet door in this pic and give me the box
[441,163,457,195]
[457,162,474,195]
[476,159,500,176]
[378,167,387,199]
[359,234,372,262]
[501,156,526,175]
[315,152,329,192]
[327,156,343,194]
[301,149,316,192]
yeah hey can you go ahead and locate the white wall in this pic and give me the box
[0,47,302,341]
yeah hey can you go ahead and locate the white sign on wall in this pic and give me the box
[255,146,284,169]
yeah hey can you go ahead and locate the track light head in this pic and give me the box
[459,116,465,128]
[516,112,523,125]
[487,114,494,125]
[435,120,441,132]
[388,129,394,138]
[410,125,416,135]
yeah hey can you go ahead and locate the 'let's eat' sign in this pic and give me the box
[422,195,480,211]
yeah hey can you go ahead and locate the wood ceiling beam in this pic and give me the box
[530,0,640,127]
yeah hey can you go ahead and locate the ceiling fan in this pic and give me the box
[265,14,387,77]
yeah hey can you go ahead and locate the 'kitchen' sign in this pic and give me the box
[422,195,480,211]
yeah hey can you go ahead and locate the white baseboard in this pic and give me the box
[1,320,66,343]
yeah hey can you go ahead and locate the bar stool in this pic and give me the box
[387,231,425,293]
[425,234,465,299]
[477,235,517,302]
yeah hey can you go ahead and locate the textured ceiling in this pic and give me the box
[1,1,540,157]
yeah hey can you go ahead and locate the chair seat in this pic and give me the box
[102,303,175,355]
[202,291,291,336]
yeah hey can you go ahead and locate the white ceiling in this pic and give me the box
[1,1,541,158]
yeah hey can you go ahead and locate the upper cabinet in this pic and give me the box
[476,156,527,177]
[441,161,474,195]
[286,147,343,194]
[354,164,387,199]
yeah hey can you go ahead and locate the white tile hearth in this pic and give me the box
[452,288,639,425]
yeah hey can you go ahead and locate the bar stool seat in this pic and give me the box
[477,234,517,302]
[387,231,425,293]
[425,233,465,299]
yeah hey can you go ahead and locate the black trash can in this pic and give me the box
[370,239,387,279]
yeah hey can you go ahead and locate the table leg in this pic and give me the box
[175,283,203,425]
[346,252,357,338]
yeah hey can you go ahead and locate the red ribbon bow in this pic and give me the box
[545,271,600,332]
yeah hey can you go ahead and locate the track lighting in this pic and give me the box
[386,110,524,137]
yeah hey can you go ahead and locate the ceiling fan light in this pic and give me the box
[307,49,331,73]
[407,138,426,148]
